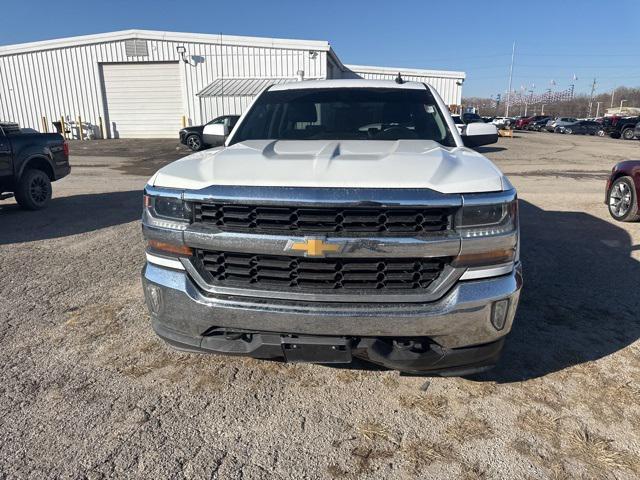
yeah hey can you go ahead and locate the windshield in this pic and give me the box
[230,87,456,146]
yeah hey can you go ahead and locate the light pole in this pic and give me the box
[595,102,602,118]
[620,99,627,111]
[524,87,534,117]
[610,87,616,108]
[505,42,516,117]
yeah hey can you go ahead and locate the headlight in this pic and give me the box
[143,192,191,230]
[453,196,519,270]
[153,196,191,220]
[456,199,517,238]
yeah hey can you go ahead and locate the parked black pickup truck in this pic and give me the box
[0,122,70,209]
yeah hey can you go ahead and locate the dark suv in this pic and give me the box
[603,116,639,140]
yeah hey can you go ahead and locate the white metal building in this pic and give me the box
[0,30,465,139]
[344,64,464,107]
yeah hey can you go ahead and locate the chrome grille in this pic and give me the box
[193,203,453,235]
[195,250,448,292]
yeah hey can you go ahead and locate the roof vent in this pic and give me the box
[125,39,149,57]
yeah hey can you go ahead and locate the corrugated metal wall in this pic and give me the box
[0,37,327,136]
[346,69,463,107]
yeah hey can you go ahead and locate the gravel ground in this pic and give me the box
[1,133,639,479]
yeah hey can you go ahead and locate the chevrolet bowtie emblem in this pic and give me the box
[286,238,344,257]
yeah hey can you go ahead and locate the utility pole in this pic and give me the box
[595,101,602,118]
[505,42,515,117]
[588,78,597,117]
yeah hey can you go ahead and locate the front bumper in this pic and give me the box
[141,261,522,373]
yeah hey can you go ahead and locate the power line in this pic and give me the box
[517,52,640,57]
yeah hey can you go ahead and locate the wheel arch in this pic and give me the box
[19,155,55,181]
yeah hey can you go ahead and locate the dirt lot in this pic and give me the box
[1,133,639,479]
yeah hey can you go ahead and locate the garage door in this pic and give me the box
[102,63,183,138]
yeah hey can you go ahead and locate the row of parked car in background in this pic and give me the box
[182,110,640,153]
[473,114,640,140]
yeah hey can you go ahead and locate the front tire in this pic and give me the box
[621,128,636,140]
[15,169,52,210]
[608,176,639,222]
[185,134,203,151]
[564,128,573,135]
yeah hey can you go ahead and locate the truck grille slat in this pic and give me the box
[196,250,448,292]
[193,204,453,235]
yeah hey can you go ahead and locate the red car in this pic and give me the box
[515,115,551,130]
[606,161,640,222]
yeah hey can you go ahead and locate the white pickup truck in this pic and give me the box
[142,79,522,375]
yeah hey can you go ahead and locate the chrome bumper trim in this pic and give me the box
[182,224,462,258]
[180,185,464,207]
[145,184,515,208]
[142,262,522,348]
[146,252,185,270]
[459,262,513,280]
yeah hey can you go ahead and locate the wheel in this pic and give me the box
[597,130,605,137]
[185,134,203,151]
[554,127,562,133]
[564,128,573,135]
[621,128,635,140]
[15,169,52,210]
[608,176,639,222]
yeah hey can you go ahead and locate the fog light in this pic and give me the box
[491,299,510,330]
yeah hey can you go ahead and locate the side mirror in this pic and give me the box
[461,122,498,148]
[202,123,229,146]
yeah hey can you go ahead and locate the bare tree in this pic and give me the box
[464,86,640,118]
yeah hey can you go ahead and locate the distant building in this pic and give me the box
[0,30,465,138]
[605,107,640,117]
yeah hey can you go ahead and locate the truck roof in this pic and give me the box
[268,79,428,92]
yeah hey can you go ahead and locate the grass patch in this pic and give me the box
[567,427,640,474]
[399,394,448,418]
[517,409,563,446]
[356,421,399,446]
[402,440,453,472]
[444,414,493,443]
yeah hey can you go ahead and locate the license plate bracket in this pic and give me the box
[282,336,352,364]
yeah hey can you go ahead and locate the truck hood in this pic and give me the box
[151,139,505,193]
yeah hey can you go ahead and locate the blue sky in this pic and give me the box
[2,0,640,98]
